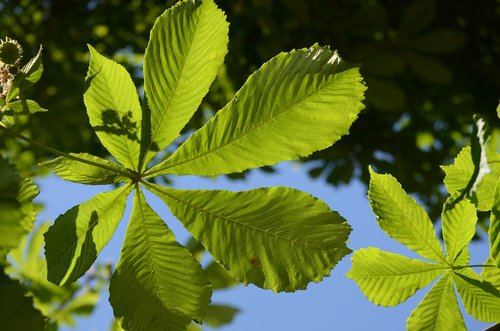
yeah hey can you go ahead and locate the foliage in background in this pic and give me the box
[1,0,498,223]
[348,114,500,329]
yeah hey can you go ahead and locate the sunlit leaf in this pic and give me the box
[347,248,444,307]
[4,99,47,114]
[150,183,351,292]
[84,45,142,171]
[146,45,366,177]
[454,268,500,323]
[441,198,477,263]
[491,178,500,267]
[141,0,229,168]
[368,167,446,263]
[45,185,132,285]
[406,272,465,331]
[109,188,211,331]
[41,153,129,185]
[5,45,43,103]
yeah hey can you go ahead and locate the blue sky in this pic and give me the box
[35,161,493,331]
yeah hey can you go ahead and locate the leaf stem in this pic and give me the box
[453,264,498,270]
[0,125,133,179]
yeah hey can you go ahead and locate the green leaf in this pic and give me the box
[491,178,500,267]
[146,45,366,177]
[206,260,238,290]
[0,269,46,331]
[5,45,43,103]
[406,272,465,331]
[109,188,211,331]
[149,183,352,292]
[0,156,38,250]
[442,198,477,263]
[41,153,130,185]
[442,146,500,211]
[141,0,229,168]
[481,258,500,289]
[454,268,500,323]
[44,184,132,285]
[4,99,47,114]
[368,168,446,263]
[204,304,239,327]
[398,0,436,37]
[406,52,452,84]
[346,248,444,307]
[83,45,142,171]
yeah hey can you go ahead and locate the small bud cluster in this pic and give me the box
[0,37,23,98]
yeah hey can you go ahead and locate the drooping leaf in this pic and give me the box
[203,304,239,327]
[0,156,38,250]
[41,153,130,185]
[44,184,132,285]
[0,269,46,331]
[84,45,142,171]
[442,146,500,211]
[109,188,211,331]
[454,268,500,323]
[491,178,500,267]
[149,183,352,292]
[141,0,229,168]
[346,248,444,307]
[4,99,47,114]
[406,272,465,331]
[5,45,43,103]
[441,198,477,263]
[146,45,366,177]
[368,167,446,263]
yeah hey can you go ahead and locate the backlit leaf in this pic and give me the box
[84,45,142,171]
[45,184,132,285]
[454,268,500,323]
[146,45,366,177]
[491,178,500,267]
[41,153,130,185]
[5,45,43,103]
[347,248,444,307]
[441,198,477,263]
[141,0,229,169]
[109,188,211,331]
[406,272,465,331]
[368,168,446,263]
[149,183,351,292]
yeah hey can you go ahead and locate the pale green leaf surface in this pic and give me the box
[149,183,351,292]
[442,146,500,211]
[406,272,465,331]
[44,185,132,285]
[84,45,142,170]
[454,268,500,323]
[109,188,211,331]
[481,258,500,289]
[368,168,446,263]
[146,45,366,177]
[6,45,43,103]
[41,153,129,185]
[141,0,229,168]
[346,248,444,307]
[491,178,500,267]
[5,99,47,114]
[442,198,477,263]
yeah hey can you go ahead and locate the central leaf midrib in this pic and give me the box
[150,184,345,250]
[360,265,447,278]
[150,70,353,175]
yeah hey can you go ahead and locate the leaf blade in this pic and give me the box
[442,198,477,263]
[346,247,445,307]
[491,178,500,267]
[406,272,465,331]
[141,0,229,168]
[44,185,131,285]
[146,45,366,177]
[368,168,446,263]
[109,187,211,331]
[83,45,142,170]
[41,153,129,185]
[149,183,351,292]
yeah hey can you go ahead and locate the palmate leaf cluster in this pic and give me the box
[348,114,500,330]
[39,0,366,330]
